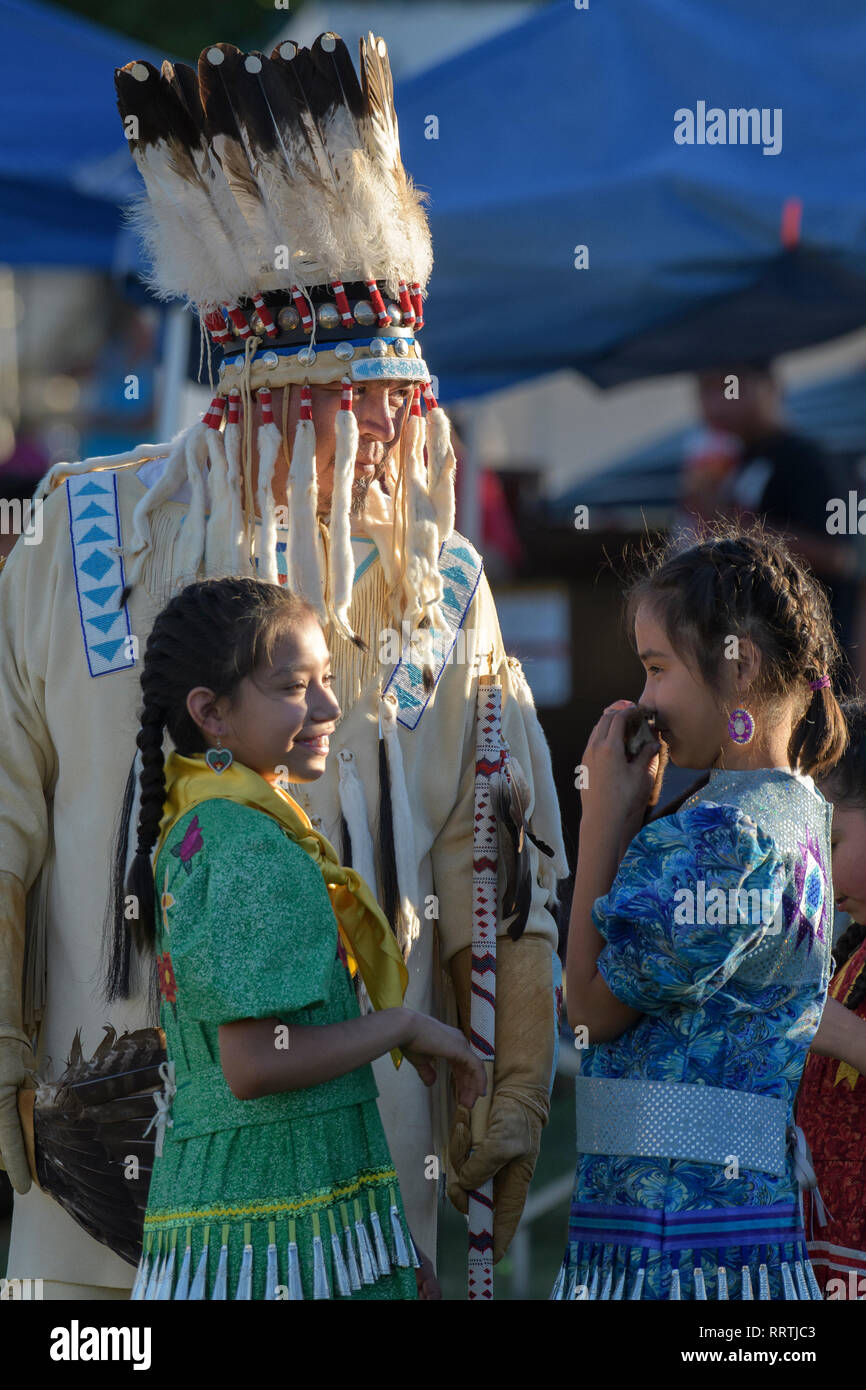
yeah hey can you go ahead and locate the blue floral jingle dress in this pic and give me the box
[552,769,833,1301]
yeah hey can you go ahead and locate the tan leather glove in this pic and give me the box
[0,870,36,1193]
[447,934,556,1261]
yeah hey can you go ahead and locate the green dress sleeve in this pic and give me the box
[164,798,339,1025]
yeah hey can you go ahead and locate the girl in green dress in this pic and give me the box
[106,577,484,1300]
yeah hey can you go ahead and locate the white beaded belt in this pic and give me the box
[575,1077,788,1177]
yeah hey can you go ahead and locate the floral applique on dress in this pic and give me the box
[158,864,178,1014]
[170,813,204,874]
[157,951,178,1006]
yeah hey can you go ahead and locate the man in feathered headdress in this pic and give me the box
[0,34,568,1297]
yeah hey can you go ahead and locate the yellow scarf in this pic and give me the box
[154,753,407,1060]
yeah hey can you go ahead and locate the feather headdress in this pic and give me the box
[92,32,459,656]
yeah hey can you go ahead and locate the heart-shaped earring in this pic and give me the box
[206,738,233,774]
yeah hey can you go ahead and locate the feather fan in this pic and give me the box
[20,1026,167,1267]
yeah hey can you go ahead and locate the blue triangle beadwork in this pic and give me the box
[67,472,136,678]
[381,533,483,731]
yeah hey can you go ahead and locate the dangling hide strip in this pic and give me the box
[336,749,378,897]
[174,425,209,581]
[401,398,446,633]
[255,389,282,584]
[425,404,457,545]
[328,380,360,643]
[287,391,328,623]
[125,429,196,588]
[223,392,250,575]
[379,694,421,958]
[203,418,236,578]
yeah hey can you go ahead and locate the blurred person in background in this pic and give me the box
[77,302,158,461]
[693,362,858,669]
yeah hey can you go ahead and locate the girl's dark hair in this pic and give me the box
[624,523,849,779]
[104,577,319,1004]
[819,697,866,1009]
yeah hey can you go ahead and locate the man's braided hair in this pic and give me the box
[624,523,849,779]
[104,576,318,1005]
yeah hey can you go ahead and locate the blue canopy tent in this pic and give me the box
[0,0,165,268]
[5,0,866,406]
[397,0,866,399]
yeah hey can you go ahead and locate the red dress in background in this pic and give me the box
[797,937,866,1298]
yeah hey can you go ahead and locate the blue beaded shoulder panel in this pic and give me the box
[382,533,483,730]
[67,472,135,677]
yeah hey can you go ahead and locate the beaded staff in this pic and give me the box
[468,673,503,1300]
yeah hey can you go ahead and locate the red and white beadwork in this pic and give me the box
[331,281,355,327]
[251,295,277,338]
[203,309,230,345]
[291,286,314,332]
[410,282,424,330]
[397,281,416,328]
[202,396,225,430]
[226,304,252,339]
[468,677,503,1302]
[364,280,392,327]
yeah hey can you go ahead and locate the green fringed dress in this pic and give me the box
[131,796,418,1301]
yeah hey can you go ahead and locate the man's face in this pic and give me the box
[265,380,414,518]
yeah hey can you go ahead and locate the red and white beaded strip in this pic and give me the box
[331,281,355,328]
[410,385,422,418]
[364,280,392,327]
[203,310,231,346]
[468,678,502,1302]
[227,390,241,427]
[421,379,438,411]
[252,295,278,338]
[299,383,313,421]
[410,282,424,330]
[258,388,273,424]
[225,304,252,339]
[397,281,416,328]
[203,395,226,430]
[291,286,314,333]
[340,377,353,410]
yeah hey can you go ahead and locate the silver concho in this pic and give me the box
[394,338,409,357]
[385,301,402,324]
[277,305,301,331]
[334,341,355,361]
[369,339,388,357]
[297,346,317,366]
[317,302,340,329]
[413,341,423,358]
[250,313,265,336]
[261,351,279,368]
[353,300,376,326]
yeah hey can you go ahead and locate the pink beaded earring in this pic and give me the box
[728,708,755,745]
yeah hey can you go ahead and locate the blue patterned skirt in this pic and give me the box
[551,1198,823,1300]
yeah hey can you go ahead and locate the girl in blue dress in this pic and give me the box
[554,528,848,1300]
